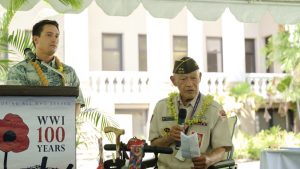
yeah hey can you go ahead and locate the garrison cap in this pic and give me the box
[173,57,199,74]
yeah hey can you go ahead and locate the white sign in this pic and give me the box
[0,96,76,169]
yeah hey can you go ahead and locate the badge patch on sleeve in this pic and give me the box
[219,110,227,118]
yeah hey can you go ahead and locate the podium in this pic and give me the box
[0,85,78,169]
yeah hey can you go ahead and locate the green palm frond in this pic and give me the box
[78,98,119,143]
[75,123,88,148]
[262,24,300,103]
[43,0,83,9]
[79,109,119,142]
[0,43,15,54]
[7,29,34,58]
[59,0,83,9]
[230,82,251,98]
[0,59,11,80]
[0,29,32,80]
[0,0,27,42]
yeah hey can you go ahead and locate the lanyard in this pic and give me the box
[179,93,201,134]
[189,93,201,119]
[179,92,201,118]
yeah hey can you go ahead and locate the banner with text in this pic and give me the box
[0,96,76,169]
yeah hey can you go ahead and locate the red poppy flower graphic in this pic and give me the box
[0,113,30,153]
[1,113,30,169]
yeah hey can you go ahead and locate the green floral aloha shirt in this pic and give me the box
[7,58,85,107]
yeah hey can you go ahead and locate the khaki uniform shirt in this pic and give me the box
[149,93,232,169]
[7,58,85,107]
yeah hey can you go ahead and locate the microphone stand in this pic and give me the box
[40,61,65,79]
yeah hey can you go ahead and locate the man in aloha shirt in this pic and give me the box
[149,57,232,169]
[7,19,84,114]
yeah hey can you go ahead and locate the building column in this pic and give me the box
[146,13,172,138]
[146,13,172,100]
[187,11,205,72]
[64,10,89,80]
[222,9,245,82]
[222,9,257,134]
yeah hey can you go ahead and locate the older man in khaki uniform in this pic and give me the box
[149,57,232,169]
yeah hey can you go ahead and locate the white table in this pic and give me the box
[260,148,300,169]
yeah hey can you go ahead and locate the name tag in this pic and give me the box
[162,116,175,121]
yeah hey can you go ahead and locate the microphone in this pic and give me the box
[175,109,187,149]
[24,48,36,61]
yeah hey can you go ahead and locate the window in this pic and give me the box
[173,36,187,60]
[114,105,149,142]
[256,108,294,132]
[102,33,123,71]
[265,36,274,73]
[206,37,223,72]
[138,35,147,71]
[245,39,256,73]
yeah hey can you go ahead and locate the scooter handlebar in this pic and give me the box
[104,144,173,154]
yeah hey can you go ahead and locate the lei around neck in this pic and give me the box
[30,56,65,86]
[167,92,214,125]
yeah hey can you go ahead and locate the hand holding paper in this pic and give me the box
[180,132,201,159]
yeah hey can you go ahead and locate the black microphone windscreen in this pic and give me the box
[176,109,187,149]
[24,48,31,54]
[178,109,187,120]
[24,48,36,61]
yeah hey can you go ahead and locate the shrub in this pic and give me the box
[233,126,300,160]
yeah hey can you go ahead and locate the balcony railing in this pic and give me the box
[245,73,286,98]
[81,71,286,102]
[87,71,149,94]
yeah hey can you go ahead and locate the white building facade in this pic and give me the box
[3,0,285,137]
[2,1,291,167]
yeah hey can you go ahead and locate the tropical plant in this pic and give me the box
[76,98,119,147]
[0,0,29,79]
[214,82,265,116]
[50,0,83,9]
[233,126,300,160]
[213,82,266,135]
[262,24,300,131]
